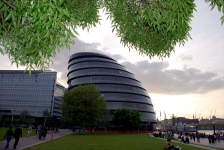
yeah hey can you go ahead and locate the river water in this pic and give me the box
[198,130,224,135]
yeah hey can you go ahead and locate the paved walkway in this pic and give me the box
[150,134,224,150]
[0,129,73,150]
[149,134,224,150]
[174,134,224,150]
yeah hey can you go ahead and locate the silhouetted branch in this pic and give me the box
[3,0,16,10]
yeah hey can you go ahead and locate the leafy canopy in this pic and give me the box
[0,0,223,70]
[112,108,142,129]
[61,84,107,128]
[18,110,30,125]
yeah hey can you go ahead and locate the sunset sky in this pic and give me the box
[0,1,223,120]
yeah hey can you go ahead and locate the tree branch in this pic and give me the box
[0,13,10,36]
[3,0,16,10]
[0,13,24,48]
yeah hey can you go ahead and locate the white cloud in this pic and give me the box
[121,60,224,95]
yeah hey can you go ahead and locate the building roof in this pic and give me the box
[56,82,65,88]
[0,70,56,74]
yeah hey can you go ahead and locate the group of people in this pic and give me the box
[3,125,22,150]
[177,131,201,143]
[167,130,175,139]
[3,124,55,149]
[158,131,165,138]
[179,135,190,143]
[179,131,222,144]
[165,139,182,150]
[190,132,201,143]
[208,132,221,143]
[162,130,223,149]
[35,125,48,140]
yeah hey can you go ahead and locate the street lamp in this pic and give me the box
[196,124,197,132]
[213,122,216,134]
[11,110,15,126]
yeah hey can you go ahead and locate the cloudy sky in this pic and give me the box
[0,1,223,119]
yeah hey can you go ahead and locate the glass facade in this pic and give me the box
[0,70,64,118]
[53,83,66,118]
[67,52,156,124]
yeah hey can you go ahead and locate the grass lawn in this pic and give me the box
[0,127,36,141]
[24,133,204,150]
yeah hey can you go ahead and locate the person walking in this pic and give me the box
[192,133,195,142]
[213,133,217,142]
[42,126,48,140]
[36,125,40,138]
[51,127,55,140]
[38,125,43,140]
[13,125,22,149]
[27,125,32,137]
[216,132,220,142]
[196,132,200,143]
[3,126,14,150]
[208,134,212,143]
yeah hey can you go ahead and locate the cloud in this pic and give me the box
[48,39,224,95]
[176,55,193,62]
[49,38,106,86]
[121,60,224,95]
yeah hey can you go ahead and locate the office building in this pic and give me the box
[53,83,66,118]
[67,52,156,125]
[0,70,65,118]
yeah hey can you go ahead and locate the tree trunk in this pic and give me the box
[44,117,46,127]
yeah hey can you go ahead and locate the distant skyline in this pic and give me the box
[0,1,223,119]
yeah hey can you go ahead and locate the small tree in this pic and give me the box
[112,108,142,132]
[61,84,107,133]
[18,110,30,127]
[1,114,8,128]
[42,109,51,127]
[100,118,110,133]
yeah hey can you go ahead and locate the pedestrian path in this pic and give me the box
[0,129,73,150]
[149,133,224,150]
[174,134,224,150]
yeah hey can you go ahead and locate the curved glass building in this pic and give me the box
[67,52,156,125]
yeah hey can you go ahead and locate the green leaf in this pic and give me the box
[4,13,11,21]
[0,0,223,71]
[0,47,4,54]
[221,16,224,25]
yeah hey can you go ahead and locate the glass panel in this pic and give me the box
[69,76,143,88]
[68,62,129,74]
[0,71,56,117]
[94,84,148,96]
[102,93,153,105]
[68,57,117,68]
[106,102,155,112]
[68,68,136,81]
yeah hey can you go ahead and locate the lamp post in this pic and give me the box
[196,124,197,133]
[213,122,216,134]
[11,110,15,126]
